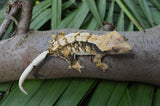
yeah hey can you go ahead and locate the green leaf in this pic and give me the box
[150,0,160,10]
[127,22,134,31]
[87,0,106,30]
[0,6,7,24]
[119,89,133,106]
[129,83,154,106]
[62,0,76,10]
[137,0,154,27]
[51,0,62,29]
[1,22,14,40]
[26,80,55,106]
[86,0,102,26]
[0,82,11,92]
[30,8,51,30]
[115,0,144,31]
[32,0,51,21]
[0,80,43,106]
[55,79,96,106]
[68,1,89,28]
[106,0,115,24]
[123,0,150,28]
[39,79,71,106]
[88,81,116,106]
[58,1,89,29]
[116,11,124,31]
[106,82,128,105]
[151,8,160,24]
[58,9,78,28]
[153,88,160,106]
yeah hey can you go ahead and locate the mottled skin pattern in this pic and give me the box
[47,31,133,72]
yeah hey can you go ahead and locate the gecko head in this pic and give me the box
[108,32,133,54]
[47,34,56,44]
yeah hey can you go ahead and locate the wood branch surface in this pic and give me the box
[16,0,33,35]
[0,25,160,85]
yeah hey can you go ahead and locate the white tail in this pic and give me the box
[19,50,49,95]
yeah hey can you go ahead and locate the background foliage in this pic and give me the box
[0,0,160,105]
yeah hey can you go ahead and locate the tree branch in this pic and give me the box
[0,25,160,85]
[0,1,21,39]
[16,0,33,35]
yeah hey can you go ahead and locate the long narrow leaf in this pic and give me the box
[151,8,160,24]
[86,0,102,26]
[38,79,71,106]
[150,0,160,10]
[106,0,115,24]
[123,0,150,28]
[137,0,154,27]
[32,0,51,21]
[153,88,160,106]
[87,0,106,30]
[88,81,116,106]
[116,11,124,31]
[115,0,144,31]
[26,80,55,106]
[106,82,128,105]
[62,0,76,10]
[30,9,51,30]
[0,82,11,92]
[58,9,78,28]
[127,22,134,31]
[129,83,154,106]
[55,79,96,106]
[0,6,7,24]
[0,80,43,106]
[67,1,89,28]
[119,89,133,106]
[51,0,62,29]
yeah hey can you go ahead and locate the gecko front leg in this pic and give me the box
[93,53,108,72]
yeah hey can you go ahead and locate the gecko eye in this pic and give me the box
[112,47,119,52]
[123,36,128,41]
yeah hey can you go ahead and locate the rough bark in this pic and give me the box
[0,25,159,85]
[16,0,33,35]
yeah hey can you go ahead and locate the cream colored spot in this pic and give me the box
[85,46,91,54]
[65,32,79,43]
[59,37,67,46]
[51,41,59,51]
[78,47,85,55]
[72,47,78,54]
[76,33,91,42]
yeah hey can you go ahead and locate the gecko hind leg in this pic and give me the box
[93,53,108,72]
[59,53,83,73]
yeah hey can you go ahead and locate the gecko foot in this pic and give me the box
[68,61,83,73]
[93,54,108,72]
[96,63,108,72]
